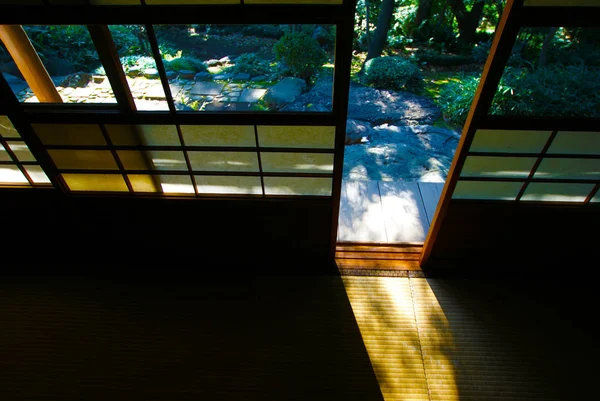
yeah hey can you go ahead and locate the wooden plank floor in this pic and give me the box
[338,180,444,243]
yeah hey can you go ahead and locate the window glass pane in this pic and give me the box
[195,175,263,195]
[534,158,600,180]
[108,25,169,111]
[153,24,334,112]
[89,0,140,4]
[258,126,335,148]
[138,125,180,145]
[1,26,116,104]
[547,132,600,155]
[452,180,522,200]
[0,116,20,138]
[188,151,259,172]
[146,0,238,3]
[6,142,36,162]
[33,124,106,145]
[521,183,594,202]
[460,156,537,179]
[62,173,128,191]
[0,144,12,161]
[0,165,28,184]
[24,165,51,183]
[49,150,119,170]
[246,0,342,3]
[260,152,333,173]
[470,130,550,154]
[264,177,332,196]
[158,175,195,194]
[106,125,141,146]
[591,192,600,203]
[181,125,256,147]
[128,174,158,193]
[119,150,187,170]
[490,27,600,118]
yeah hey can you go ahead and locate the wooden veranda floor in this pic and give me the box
[338,180,444,244]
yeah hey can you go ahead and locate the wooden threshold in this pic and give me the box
[336,242,424,276]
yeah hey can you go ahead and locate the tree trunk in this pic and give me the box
[415,0,433,27]
[448,0,485,46]
[537,27,558,68]
[364,0,395,62]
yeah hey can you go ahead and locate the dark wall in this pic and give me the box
[425,201,600,273]
[1,189,335,273]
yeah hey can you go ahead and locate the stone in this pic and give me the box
[195,72,212,82]
[165,71,178,80]
[219,56,232,64]
[61,87,74,96]
[206,59,222,67]
[190,82,224,96]
[250,75,267,82]
[263,77,306,107]
[60,72,92,88]
[213,74,232,81]
[239,88,267,103]
[179,70,195,80]
[233,73,251,82]
[346,119,373,145]
[92,75,105,84]
[144,68,159,79]
[144,84,166,100]
[69,87,94,98]
[127,67,142,77]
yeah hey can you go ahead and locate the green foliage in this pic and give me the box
[24,25,99,74]
[164,56,207,72]
[230,53,271,76]
[437,64,600,126]
[363,56,423,92]
[274,32,327,82]
[119,55,156,72]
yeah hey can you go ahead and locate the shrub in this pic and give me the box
[437,64,600,126]
[231,53,270,76]
[274,32,327,82]
[363,56,423,92]
[164,56,207,72]
[119,55,156,71]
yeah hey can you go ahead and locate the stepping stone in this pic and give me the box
[169,84,183,97]
[233,73,250,82]
[213,74,232,81]
[165,71,178,80]
[144,84,166,100]
[144,68,159,79]
[179,70,195,80]
[251,75,267,82]
[191,82,224,96]
[195,72,212,82]
[70,87,94,98]
[239,88,267,103]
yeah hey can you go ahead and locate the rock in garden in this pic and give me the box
[250,75,267,82]
[165,71,178,80]
[233,73,251,82]
[60,72,92,88]
[144,68,159,79]
[219,56,232,64]
[206,59,222,67]
[127,67,142,77]
[92,75,105,84]
[195,72,212,81]
[263,77,307,107]
[213,74,232,81]
[179,70,196,80]
[346,119,373,145]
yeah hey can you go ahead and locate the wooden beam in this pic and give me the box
[0,25,62,103]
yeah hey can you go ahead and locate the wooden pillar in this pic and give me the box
[0,25,62,103]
